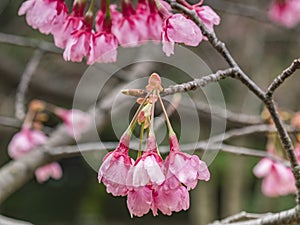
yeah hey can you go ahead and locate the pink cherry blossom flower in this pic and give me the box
[145,0,163,41]
[153,176,189,216]
[35,162,63,183]
[111,1,145,47]
[55,109,91,138]
[8,127,63,183]
[8,128,47,159]
[164,135,210,190]
[53,16,85,49]
[162,14,203,56]
[194,5,220,32]
[52,1,86,48]
[88,32,118,64]
[88,11,118,64]
[269,0,300,28]
[18,0,68,34]
[127,185,154,217]
[63,26,93,62]
[98,133,134,196]
[128,135,165,187]
[253,158,296,197]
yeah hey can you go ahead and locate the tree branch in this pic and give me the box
[266,58,300,97]
[161,68,237,96]
[208,207,300,225]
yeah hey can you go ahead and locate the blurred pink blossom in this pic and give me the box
[253,158,296,197]
[269,0,300,28]
[35,162,63,183]
[8,128,62,183]
[8,128,47,159]
[55,109,91,138]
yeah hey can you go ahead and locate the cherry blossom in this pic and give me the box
[52,0,86,48]
[162,14,203,56]
[269,0,300,28]
[165,135,210,190]
[253,158,296,197]
[153,176,189,216]
[88,9,118,64]
[128,135,165,188]
[8,128,47,159]
[98,133,134,196]
[35,162,63,183]
[127,185,154,217]
[18,0,68,34]
[8,127,63,183]
[55,108,91,138]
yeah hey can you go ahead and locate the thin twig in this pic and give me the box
[266,58,300,97]
[15,49,44,120]
[122,68,237,97]
[184,101,263,125]
[161,68,237,96]
[48,141,289,166]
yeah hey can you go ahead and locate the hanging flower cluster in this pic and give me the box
[18,0,220,64]
[98,73,210,217]
[253,110,300,197]
[8,100,91,183]
[268,0,300,28]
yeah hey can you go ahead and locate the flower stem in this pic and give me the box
[158,94,175,137]
[126,90,153,135]
[137,122,145,158]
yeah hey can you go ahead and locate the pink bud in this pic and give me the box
[253,158,296,197]
[8,128,47,159]
[35,162,63,183]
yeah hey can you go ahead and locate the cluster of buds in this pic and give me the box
[253,109,300,197]
[8,100,91,183]
[98,73,210,217]
[268,0,300,28]
[18,0,220,64]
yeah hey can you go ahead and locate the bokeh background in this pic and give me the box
[0,0,300,224]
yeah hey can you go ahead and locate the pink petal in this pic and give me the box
[253,158,273,178]
[127,186,153,217]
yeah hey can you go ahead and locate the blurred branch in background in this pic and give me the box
[0,32,60,53]
[15,49,44,120]
[208,0,270,24]
[0,215,33,225]
[0,116,21,128]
